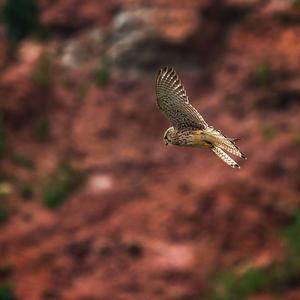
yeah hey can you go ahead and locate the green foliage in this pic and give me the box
[0,284,16,300]
[0,170,9,182]
[42,162,85,208]
[210,263,300,300]
[0,182,11,198]
[254,62,272,88]
[209,210,300,300]
[0,203,9,225]
[0,115,6,158]
[94,65,111,88]
[19,181,34,200]
[33,54,53,89]
[262,124,277,141]
[33,116,51,141]
[1,0,39,42]
[282,211,300,255]
[10,154,35,169]
[211,269,271,300]
[0,173,12,201]
[292,133,300,147]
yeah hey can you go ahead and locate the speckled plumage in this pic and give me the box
[156,66,246,168]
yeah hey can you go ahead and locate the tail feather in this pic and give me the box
[211,147,240,169]
[207,128,246,159]
[218,141,246,159]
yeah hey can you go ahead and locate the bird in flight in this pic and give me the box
[155,66,246,168]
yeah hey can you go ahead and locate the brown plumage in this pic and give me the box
[156,66,246,168]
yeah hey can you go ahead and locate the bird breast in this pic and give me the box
[171,130,210,147]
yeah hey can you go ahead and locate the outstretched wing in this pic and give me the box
[211,147,240,169]
[156,66,208,130]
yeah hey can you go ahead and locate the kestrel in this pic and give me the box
[156,66,246,168]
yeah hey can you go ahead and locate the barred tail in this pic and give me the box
[211,147,240,169]
[206,128,246,159]
[218,141,246,159]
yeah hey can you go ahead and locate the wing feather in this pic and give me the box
[156,66,208,130]
[206,128,246,159]
[211,147,240,169]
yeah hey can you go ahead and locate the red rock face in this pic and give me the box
[39,0,117,30]
[0,1,300,300]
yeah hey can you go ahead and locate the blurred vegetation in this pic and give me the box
[33,116,51,141]
[282,211,300,257]
[78,84,89,102]
[32,54,53,89]
[19,181,34,200]
[0,265,14,280]
[292,133,300,147]
[0,284,16,300]
[0,202,9,225]
[1,0,39,42]
[1,0,49,43]
[211,269,270,300]
[94,64,111,88]
[209,210,300,300]
[10,154,35,169]
[293,0,300,8]
[42,162,85,208]
[0,182,12,198]
[0,115,6,158]
[0,170,9,183]
[254,62,272,88]
[262,124,278,141]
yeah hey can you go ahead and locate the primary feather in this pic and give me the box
[211,147,240,168]
[156,66,208,130]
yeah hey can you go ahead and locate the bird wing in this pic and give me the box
[211,147,240,169]
[156,66,208,130]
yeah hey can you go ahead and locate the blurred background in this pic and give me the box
[0,0,300,299]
